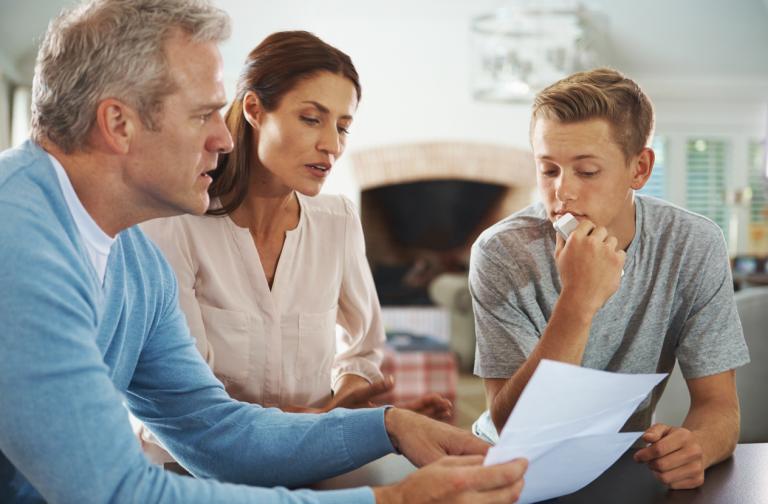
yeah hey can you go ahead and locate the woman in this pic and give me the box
[142,31,451,420]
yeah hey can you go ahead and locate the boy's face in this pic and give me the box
[531,117,648,240]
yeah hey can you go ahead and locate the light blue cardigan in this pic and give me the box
[0,140,394,503]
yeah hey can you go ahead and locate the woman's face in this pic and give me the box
[247,71,358,196]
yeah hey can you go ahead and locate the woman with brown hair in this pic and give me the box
[142,31,450,432]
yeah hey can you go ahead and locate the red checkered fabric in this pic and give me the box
[377,345,458,422]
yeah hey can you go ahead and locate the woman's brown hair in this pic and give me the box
[207,30,361,216]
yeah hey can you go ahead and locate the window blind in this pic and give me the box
[685,139,728,233]
[748,140,766,224]
[639,136,666,199]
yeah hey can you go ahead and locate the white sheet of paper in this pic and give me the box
[488,432,642,504]
[500,360,667,439]
[484,360,667,502]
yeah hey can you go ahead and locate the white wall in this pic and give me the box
[214,0,768,219]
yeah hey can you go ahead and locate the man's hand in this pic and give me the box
[633,423,705,489]
[384,408,489,467]
[373,456,527,504]
[554,219,625,314]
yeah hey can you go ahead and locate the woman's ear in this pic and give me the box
[242,91,263,129]
[630,147,655,190]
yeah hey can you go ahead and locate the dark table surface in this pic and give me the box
[318,443,768,503]
[552,443,768,503]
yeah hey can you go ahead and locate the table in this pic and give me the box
[317,444,768,503]
[555,443,768,503]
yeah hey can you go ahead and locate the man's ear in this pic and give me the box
[630,147,655,190]
[94,99,136,154]
[242,91,264,129]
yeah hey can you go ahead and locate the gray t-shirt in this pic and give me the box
[471,195,750,431]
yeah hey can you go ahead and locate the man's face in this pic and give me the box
[126,32,232,218]
[531,117,640,238]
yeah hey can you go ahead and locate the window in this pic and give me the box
[748,140,767,225]
[639,136,667,199]
[685,139,728,233]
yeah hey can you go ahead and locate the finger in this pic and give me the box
[647,444,701,473]
[605,235,618,252]
[435,455,485,467]
[453,430,492,456]
[470,477,525,504]
[369,377,395,396]
[590,226,608,242]
[651,462,704,487]
[667,473,705,490]
[644,423,673,443]
[573,218,596,237]
[617,249,627,265]
[461,458,528,492]
[635,427,681,463]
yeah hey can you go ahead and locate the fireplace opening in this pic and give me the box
[362,179,507,305]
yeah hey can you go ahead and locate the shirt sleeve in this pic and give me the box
[332,197,386,390]
[0,205,388,504]
[469,240,540,378]
[675,225,750,379]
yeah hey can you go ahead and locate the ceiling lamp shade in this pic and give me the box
[471,1,605,103]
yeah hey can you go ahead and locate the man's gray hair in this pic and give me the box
[31,0,231,153]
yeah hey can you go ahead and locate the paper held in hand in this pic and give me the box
[484,360,666,504]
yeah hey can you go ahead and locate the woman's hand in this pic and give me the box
[327,374,395,410]
[399,393,453,421]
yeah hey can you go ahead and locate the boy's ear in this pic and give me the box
[631,147,655,190]
[93,98,136,155]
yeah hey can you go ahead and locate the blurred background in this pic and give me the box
[1,0,767,429]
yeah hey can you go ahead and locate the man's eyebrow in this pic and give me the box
[301,100,353,120]
[191,101,228,113]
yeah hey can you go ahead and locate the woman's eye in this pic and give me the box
[338,126,351,135]
[300,116,320,125]
[579,171,599,177]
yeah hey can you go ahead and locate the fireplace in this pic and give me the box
[351,142,537,306]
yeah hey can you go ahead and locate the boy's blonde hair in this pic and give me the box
[531,68,655,162]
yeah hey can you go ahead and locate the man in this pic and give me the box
[0,1,526,502]
[471,68,749,490]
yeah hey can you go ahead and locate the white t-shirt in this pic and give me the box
[48,153,114,285]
